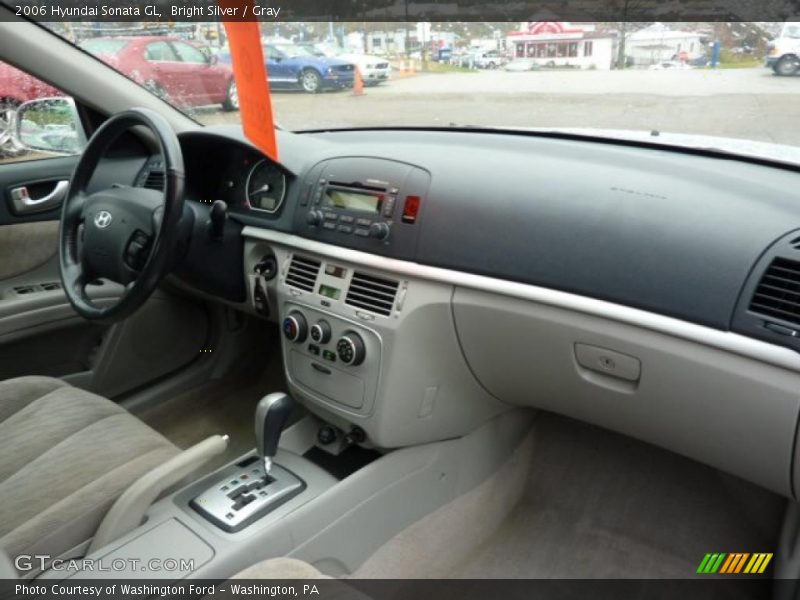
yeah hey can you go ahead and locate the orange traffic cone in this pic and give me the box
[353,66,365,96]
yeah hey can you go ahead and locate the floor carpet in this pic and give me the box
[449,414,785,581]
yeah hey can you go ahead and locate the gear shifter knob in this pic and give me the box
[255,393,294,475]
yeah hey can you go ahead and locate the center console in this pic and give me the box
[239,157,508,450]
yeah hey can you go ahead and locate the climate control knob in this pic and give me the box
[336,332,366,366]
[368,222,390,241]
[310,320,332,344]
[282,311,308,343]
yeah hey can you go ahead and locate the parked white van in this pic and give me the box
[766,21,800,76]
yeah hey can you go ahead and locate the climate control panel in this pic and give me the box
[280,303,381,416]
[284,314,368,367]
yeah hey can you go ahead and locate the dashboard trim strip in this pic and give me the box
[242,226,800,373]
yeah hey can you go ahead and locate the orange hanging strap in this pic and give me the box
[221,12,278,162]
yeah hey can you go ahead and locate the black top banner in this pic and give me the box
[3,0,800,22]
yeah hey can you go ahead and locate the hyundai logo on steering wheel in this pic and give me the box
[94,211,113,229]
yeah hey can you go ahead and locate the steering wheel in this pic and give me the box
[59,108,185,323]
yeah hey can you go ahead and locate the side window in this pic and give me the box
[172,43,208,64]
[264,46,284,60]
[145,42,178,62]
[0,61,84,164]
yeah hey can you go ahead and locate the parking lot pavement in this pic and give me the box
[197,68,800,147]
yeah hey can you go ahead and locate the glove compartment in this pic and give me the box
[452,286,800,498]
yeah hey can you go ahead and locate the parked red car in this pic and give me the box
[79,37,238,112]
[0,61,61,156]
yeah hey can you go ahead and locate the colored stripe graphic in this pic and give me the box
[719,554,736,573]
[734,553,750,573]
[697,553,727,573]
[698,553,773,575]
[745,553,773,574]
[711,553,726,573]
[697,554,713,573]
[719,553,738,574]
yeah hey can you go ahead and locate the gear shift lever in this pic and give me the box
[191,392,303,532]
[255,393,294,476]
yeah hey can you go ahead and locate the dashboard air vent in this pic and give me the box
[286,255,321,292]
[345,271,399,316]
[749,257,800,326]
[143,169,165,191]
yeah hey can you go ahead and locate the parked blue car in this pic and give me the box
[218,42,355,93]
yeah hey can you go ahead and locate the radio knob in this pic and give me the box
[306,210,323,227]
[336,332,366,366]
[282,311,308,343]
[310,320,332,344]
[369,222,390,241]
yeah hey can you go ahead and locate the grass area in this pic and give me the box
[717,59,762,69]
[718,50,762,69]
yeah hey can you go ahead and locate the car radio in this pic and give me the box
[295,157,430,259]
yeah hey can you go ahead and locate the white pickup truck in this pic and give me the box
[766,21,800,76]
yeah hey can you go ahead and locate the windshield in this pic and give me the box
[9,20,800,154]
[274,44,314,58]
[784,24,800,38]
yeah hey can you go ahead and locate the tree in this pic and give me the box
[605,0,649,69]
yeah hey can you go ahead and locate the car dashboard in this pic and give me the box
[127,125,800,502]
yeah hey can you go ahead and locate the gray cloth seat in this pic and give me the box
[0,376,179,570]
[232,557,331,579]
[231,559,373,600]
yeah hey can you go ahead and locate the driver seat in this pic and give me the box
[0,375,178,573]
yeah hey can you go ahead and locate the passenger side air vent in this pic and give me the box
[749,257,800,326]
[142,170,165,191]
[286,255,321,292]
[790,235,800,250]
[345,271,399,316]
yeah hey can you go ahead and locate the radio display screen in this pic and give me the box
[324,188,382,213]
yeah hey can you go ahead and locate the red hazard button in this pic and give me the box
[402,196,421,223]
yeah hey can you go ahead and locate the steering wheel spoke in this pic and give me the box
[57,108,185,324]
[64,191,88,223]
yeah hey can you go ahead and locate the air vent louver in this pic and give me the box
[286,255,321,292]
[750,257,800,326]
[345,271,399,316]
[143,170,165,191]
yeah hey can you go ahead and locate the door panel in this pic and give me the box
[0,220,57,279]
[0,320,106,380]
[0,155,78,223]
